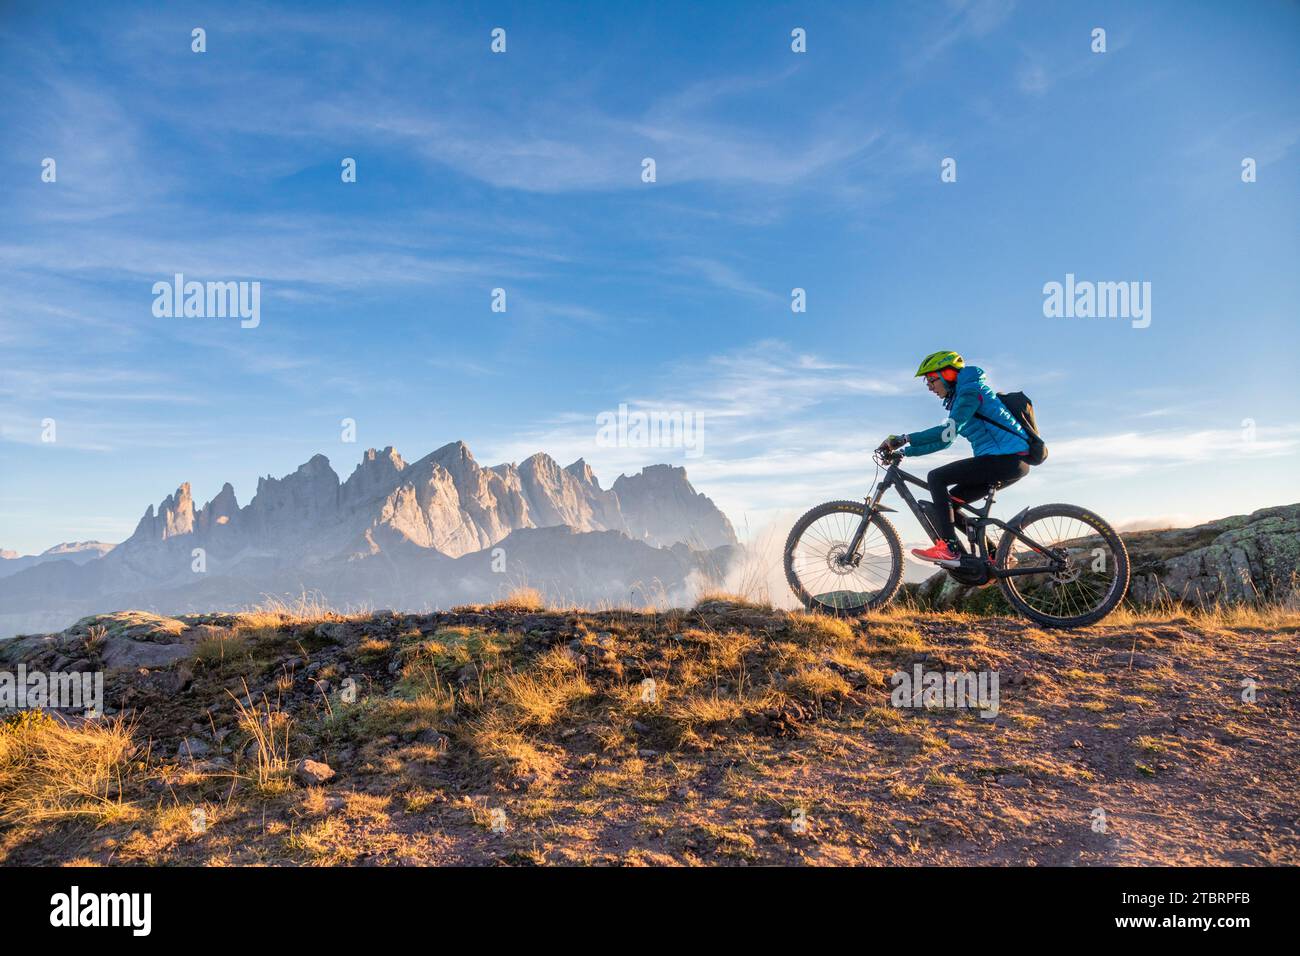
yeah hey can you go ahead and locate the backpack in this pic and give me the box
[976,391,1048,465]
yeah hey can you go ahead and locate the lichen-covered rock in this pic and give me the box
[1126,505,1300,605]
[0,611,227,671]
[909,569,1014,613]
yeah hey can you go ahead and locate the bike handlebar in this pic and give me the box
[872,448,902,467]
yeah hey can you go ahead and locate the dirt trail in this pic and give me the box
[2,605,1296,866]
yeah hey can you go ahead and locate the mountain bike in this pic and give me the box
[783,448,1130,628]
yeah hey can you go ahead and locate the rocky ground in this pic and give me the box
[1,598,1297,866]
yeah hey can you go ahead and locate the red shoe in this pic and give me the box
[911,540,959,563]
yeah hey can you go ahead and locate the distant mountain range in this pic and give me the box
[0,541,116,578]
[0,441,738,638]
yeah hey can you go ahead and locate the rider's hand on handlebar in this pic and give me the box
[873,436,906,466]
[875,434,908,454]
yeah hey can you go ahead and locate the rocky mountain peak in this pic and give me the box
[520,452,561,479]
[430,440,474,466]
[128,484,195,544]
[342,446,408,506]
[564,458,600,488]
[612,465,737,550]
[244,455,341,539]
[196,482,240,534]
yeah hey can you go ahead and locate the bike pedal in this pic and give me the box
[935,558,963,569]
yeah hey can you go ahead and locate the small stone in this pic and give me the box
[997,773,1030,788]
[177,737,211,760]
[296,759,335,785]
[416,729,449,751]
[192,757,233,773]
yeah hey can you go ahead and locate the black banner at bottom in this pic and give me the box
[0,865,1285,942]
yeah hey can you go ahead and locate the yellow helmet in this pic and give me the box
[914,350,964,377]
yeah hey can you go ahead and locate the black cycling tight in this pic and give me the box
[925,454,1030,545]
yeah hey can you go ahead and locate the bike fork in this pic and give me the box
[845,490,885,560]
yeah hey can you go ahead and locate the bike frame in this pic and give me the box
[847,457,1064,577]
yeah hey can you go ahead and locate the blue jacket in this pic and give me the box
[902,366,1030,458]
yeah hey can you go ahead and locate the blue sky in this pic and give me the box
[1,0,1298,555]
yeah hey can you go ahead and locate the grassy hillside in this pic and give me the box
[2,594,1297,865]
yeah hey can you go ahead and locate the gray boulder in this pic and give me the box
[1126,504,1299,605]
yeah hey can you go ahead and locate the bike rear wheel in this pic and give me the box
[995,503,1130,628]
[784,500,903,617]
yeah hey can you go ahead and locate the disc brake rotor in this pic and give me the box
[1048,550,1080,584]
[825,544,856,575]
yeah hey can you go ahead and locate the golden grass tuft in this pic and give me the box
[868,621,927,648]
[194,629,248,665]
[489,587,546,612]
[241,591,349,627]
[230,685,294,792]
[785,665,853,703]
[495,667,593,730]
[786,611,856,645]
[693,591,772,610]
[0,711,140,826]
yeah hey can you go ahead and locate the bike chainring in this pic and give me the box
[945,556,993,586]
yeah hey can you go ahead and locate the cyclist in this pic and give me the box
[877,350,1030,563]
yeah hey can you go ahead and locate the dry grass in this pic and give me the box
[487,587,547,613]
[0,711,139,826]
[194,628,248,665]
[694,591,772,610]
[229,683,294,792]
[495,667,593,730]
[236,592,354,632]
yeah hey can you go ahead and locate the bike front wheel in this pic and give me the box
[784,500,903,617]
[995,503,1130,628]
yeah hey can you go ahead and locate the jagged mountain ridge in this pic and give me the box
[0,442,737,637]
[122,440,734,561]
